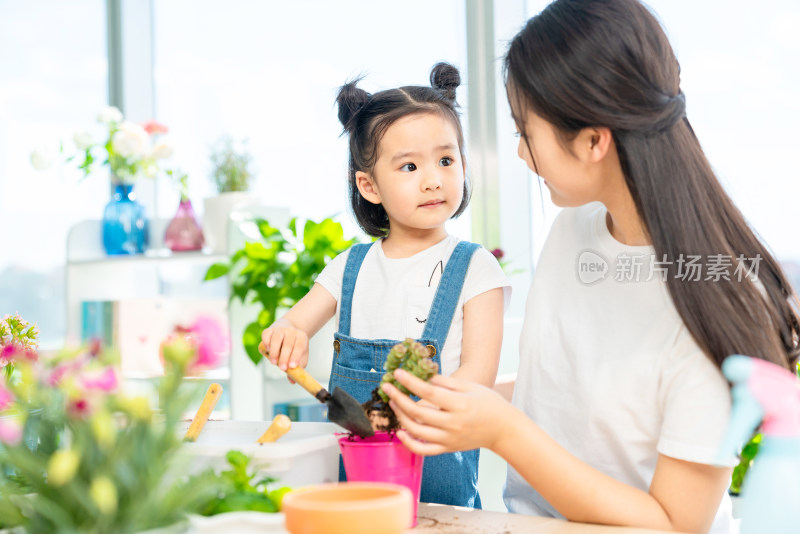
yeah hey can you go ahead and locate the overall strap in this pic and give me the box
[421,241,480,347]
[338,242,373,336]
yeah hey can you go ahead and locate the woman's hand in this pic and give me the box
[381,369,514,455]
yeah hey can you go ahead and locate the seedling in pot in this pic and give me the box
[361,338,438,433]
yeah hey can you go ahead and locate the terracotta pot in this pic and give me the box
[282,482,412,534]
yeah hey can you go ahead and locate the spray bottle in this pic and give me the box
[716,354,800,533]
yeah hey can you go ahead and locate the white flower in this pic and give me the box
[72,130,94,151]
[112,122,151,159]
[150,139,174,160]
[143,162,158,178]
[30,146,54,170]
[97,106,123,125]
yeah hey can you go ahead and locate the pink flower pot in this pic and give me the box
[338,431,423,527]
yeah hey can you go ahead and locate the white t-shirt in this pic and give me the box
[504,203,734,534]
[315,235,511,376]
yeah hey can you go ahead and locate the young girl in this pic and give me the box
[261,62,511,508]
[381,1,799,533]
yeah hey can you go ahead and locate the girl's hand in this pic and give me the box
[381,369,512,455]
[261,323,309,372]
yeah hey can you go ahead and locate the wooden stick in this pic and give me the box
[183,383,223,442]
[257,414,292,444]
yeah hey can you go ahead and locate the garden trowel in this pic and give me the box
[258,342,374,438]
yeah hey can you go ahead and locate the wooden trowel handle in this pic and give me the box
[184,383,222,442]
[257,414,292,444]
[258,342,330,402]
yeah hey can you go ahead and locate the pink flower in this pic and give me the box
[186,316,228,372]
[0,382,14,411]
[141,120,168,135]
[68,397,93,419]
[80,367,118,392]
[490,248,505,260]
[0,417,22,445]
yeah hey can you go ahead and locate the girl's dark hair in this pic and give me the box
[336,62,470,237]
[505,0,799,371]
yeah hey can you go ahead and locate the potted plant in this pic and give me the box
[203,136,256,254]
[0,318,227,533]
[204,216,360,365]
[338,338,439,527]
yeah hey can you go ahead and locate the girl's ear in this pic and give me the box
[581,126,613,163]
[355,171,382,205]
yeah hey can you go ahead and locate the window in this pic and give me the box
[0,0,107,348]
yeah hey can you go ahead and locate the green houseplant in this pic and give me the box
[208,136,253,194]
[204,216,360,365]
[203,136,256,254]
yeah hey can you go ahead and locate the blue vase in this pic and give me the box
[102,183,149,255]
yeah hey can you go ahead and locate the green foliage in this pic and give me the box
[205,216,360,365]
[209,136,253,193]
[194,450,291,516]
[729,433,761,495]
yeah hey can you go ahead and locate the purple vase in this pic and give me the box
[164,198,204,252]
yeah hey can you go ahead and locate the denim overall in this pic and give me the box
[329,240,482,508]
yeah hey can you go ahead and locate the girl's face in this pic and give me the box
[515,108,604,208]
[357,112,465,238]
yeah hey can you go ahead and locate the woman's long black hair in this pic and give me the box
[505,0,799,371]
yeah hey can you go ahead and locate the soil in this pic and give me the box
[361,387,400,433]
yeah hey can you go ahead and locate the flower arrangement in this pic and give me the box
[0,314,39,381]
[209,136,254,193]
[0,317,228,533]
[30,106,173,185]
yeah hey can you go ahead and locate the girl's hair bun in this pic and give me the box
[336,78,370,132]
[429,62,461,102]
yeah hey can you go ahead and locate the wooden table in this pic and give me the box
[409,504,681,533]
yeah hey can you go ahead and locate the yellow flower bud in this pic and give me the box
[90,410,116,449]
[47,449,80,486]
[90,476,118,515]
[118,395,152,421]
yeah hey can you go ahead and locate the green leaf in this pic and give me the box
[243,322,265,366]
[204,262,231,280]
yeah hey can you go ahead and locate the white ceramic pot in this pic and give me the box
[202,192,258,255]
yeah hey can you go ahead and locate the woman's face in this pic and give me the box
[514,106,605,208]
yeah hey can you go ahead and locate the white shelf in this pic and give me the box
[64,204,313,422]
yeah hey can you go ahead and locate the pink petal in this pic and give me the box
[0,417,22,445]
[81,367,118,392]
[141,120,168,135]
[0,383,14,411]
[187,316,228,371]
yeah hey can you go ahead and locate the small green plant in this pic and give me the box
[362,339,439,433]
[205,216,360,365]
[194,450,291,516]
[378,339,438,403]
[209,136,253,193]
